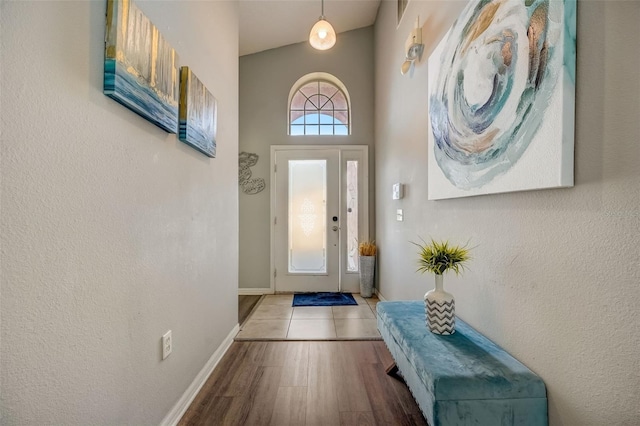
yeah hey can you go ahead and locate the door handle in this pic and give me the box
[332,225,339,231]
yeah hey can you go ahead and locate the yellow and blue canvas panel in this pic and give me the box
[104,0,179,133]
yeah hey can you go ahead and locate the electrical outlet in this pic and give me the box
[162,330,172,360]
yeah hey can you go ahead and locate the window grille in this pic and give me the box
[289,77,350,136]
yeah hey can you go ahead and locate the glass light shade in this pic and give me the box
[309,19,336,50]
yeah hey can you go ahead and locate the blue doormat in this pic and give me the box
[292,292,357,307]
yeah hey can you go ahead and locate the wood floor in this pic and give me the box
[179,341,427,426]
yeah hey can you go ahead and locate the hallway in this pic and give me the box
[178,340,427,425]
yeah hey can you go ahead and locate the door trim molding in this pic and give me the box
[270,145,369,294]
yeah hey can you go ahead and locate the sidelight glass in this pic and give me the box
[346,160,359,272]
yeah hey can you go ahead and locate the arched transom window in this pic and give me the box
[289,74,351,136]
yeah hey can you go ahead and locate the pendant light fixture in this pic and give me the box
[309,0,336,51]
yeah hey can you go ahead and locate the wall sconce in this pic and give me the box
[400,17,424,75]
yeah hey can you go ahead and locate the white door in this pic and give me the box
[271,146,369,293]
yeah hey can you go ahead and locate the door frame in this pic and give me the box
[270,145,370,294]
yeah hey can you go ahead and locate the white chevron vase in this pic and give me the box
[424,274,456,335]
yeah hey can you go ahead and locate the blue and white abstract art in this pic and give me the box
[427,0,576,200]
[104,0,179,133]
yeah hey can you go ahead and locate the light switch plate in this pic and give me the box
[396,209,403,221]
[162,330,172,360]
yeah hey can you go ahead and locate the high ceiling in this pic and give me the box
[239,0,382,56]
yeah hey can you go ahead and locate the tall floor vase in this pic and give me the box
[424,274,455,335]
[359,256,375,298]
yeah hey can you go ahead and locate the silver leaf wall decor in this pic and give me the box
[239,152,265,195]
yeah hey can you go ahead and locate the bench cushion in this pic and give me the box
[377,301,547,425]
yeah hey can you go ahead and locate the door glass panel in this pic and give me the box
[346,160,358,272]
[288,160,327,273]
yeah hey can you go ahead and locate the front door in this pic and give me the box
[271,146,368,293]
[273,149,340,292]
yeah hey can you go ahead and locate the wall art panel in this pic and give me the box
[104,0,179,133]
[179,67,217,158]
[428,0,576,199]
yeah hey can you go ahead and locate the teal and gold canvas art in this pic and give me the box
[104,0,179,133]
[427,0,576,199]
[179,67,217,158]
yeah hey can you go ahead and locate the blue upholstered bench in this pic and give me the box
[377,301,547,426]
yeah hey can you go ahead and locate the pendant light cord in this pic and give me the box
[320,0,325,20]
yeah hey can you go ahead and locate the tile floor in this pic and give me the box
[235,293,381,340]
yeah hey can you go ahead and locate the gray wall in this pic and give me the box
[0,1,239,424]
[239,27,375,290]
[375,1,639,425]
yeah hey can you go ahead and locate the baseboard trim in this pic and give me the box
[160,323,240,426]
[375,289,387,301]
[238,288,274,295]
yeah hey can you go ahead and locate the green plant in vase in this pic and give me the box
[414,239,470,276]
[412,238,471,335]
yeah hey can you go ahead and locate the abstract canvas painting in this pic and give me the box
[427,0,576,200]
[104,0,179,133]
[179,67,217,158]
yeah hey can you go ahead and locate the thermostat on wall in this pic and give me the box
[392,183,404,200]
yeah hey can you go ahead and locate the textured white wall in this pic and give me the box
[0,1,238,424]
[375,1,640,425]
[238,27,375,290]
